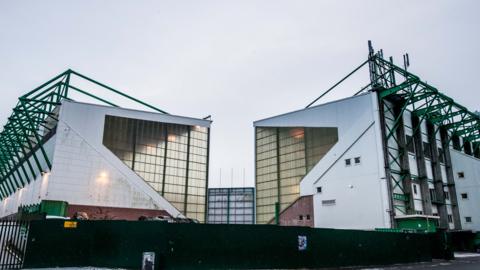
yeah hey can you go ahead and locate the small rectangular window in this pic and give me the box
[458,172,465,178]
[354,157,361,165]
[465,217,472,223]
[444,191,450,200]
[452,135,461,151]
[461,193,468,199]
[345,159,351,166]
[299,215,303,221]
[429,189,437,201]
[423,142,432,159]
[316,187,322,193]
[438,147,445,163]
[306,215,311,220]
[464,141,472,155]
[447,215,453,223]
[413,184,418,195]
[405,135,415,154]
[415,210,423,215]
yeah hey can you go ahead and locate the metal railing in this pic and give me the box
[0,220,29,269]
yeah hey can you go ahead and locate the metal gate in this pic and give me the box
[0,220,29,269]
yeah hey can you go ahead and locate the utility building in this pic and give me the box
[0,70,211,221]
[207,187,255,224]
[254,43,480,232]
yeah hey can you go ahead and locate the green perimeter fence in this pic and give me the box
[23,220,451,269]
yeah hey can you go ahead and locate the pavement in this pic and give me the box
[358,252,480,270]
[22,252,480,269]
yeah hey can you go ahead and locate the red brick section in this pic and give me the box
[269,195,314,227]
[67,204,170,220]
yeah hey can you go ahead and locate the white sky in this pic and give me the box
[0,0,479,188]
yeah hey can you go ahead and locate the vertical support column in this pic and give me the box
[411,116,432,215]
[204,127,211,223]
[183,127,192,216]
[376,94,396,228]
[275,128,282,210]
[161,127,168,197]
[394,105,417,215]
[427,123,448,228]
[440,129,462,230]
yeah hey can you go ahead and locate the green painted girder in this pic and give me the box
[444,117,477,129]
[379,77,419,99]
[413,101,452,117]
[464,133,480,142]
[430,110,464,124]
[455,125,480,136]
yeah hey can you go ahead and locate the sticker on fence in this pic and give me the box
[63,221,77,229]
[298,235,307,251]
[142,252,155,270]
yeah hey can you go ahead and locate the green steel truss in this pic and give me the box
[0,69,167,200]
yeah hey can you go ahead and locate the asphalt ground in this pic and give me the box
[23,253,480,269]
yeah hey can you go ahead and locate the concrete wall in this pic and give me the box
[1,101,211,219]
[450,149,480,232]
[255,93,390,230]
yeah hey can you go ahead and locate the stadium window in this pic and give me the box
[465,217,472,223]
[452,135,461,151]
[438,147,445,163]
[316,187,322,193]
[461,193,468,199]
[458,172,465,178]
[464,141,473,155]
[405,135,415,153]
[413,184,418,195]
[306,215,311,220]
[354,157,361,165]
[447,215,453,223]
[345,158,351,166]
[444,191,450,200]
[423,142,432,159]
[299,215,303,221]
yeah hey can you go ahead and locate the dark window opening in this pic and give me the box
[299,215,303,221]
[423,142,432,159]
[461,193,468,199]
[306,215,311,220]
[448,215,453,223]
[452,135,461,151]
[465,217,472,223]
[458,172,465,178]
[429,189,437,202]
[464,141,472,155]
[316,187,322,193]
[444,191,450,200]
[413,184,418,195]
[438,147,445,163]
[405,135,415,154]
[354,157,361,164]
[474,143,480,158]
[345,159,351,166]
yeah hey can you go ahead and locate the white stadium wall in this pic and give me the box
[450,149,480,232]
[1,101,211,218]
[255,93,391,230]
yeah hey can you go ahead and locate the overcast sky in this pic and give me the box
[1,1,478,188]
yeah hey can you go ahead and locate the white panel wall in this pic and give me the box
[450,150,480,232]
[1,101,211,218]
[255,93,390,230]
